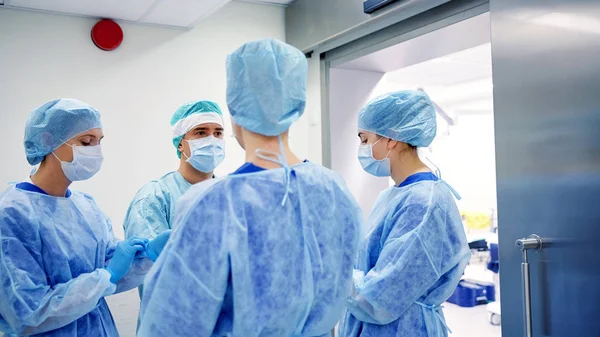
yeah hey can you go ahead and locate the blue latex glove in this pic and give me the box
[146,230,172,262]
[106,237,148,284]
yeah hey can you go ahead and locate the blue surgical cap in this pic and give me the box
[170,100,223,158]
[226,38,307,136]
[24,98,103,165]
[358,90,437,147]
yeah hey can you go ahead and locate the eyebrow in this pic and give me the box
[191,126,224,132]
[80,133,103,140]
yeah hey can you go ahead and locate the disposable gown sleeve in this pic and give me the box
[104,217,154,294]
[346,203,443,325]
[138,187,229,336]
[123,187,170,240]
[0,212,116,336]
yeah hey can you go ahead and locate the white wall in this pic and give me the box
[0,1,293,237]
[304,56,323,165]
[0,3,287,336]
[430,114,497,211]
[329,68,388,224]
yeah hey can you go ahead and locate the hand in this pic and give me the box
[106,237,148,284]
[146,230,172,262]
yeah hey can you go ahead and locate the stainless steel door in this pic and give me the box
[490,0,600,335]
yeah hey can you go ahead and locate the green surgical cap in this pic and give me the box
[170,100,223,158]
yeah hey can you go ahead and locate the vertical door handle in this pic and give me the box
[515,234,543,337]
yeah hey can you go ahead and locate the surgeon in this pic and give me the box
[123,100,225,329]
[0,99,170,337]
[138,39,363,337]
[339,91,471,337]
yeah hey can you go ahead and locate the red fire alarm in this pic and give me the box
[91,19,123,51]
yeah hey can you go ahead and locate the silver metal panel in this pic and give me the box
[324,0,488,66]
[285,0,449,52]
[491,0,600,335]
[336,11,490,72]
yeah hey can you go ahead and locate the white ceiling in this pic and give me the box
[0,0,294,29]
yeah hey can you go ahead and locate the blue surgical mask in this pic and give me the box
[53,144,104,182]
[358,138,391,177]
[184,136,225,173]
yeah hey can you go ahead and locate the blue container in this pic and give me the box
[489,243,499,262]
[447,280,496,307]
[487,243,500,273]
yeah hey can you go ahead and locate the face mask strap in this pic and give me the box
[51,140,78,163]
[51,152,64,163]
[369,136,391,162]
[182,137,208,160]
[254,135,291,206]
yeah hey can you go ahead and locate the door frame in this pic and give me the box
[318,0,490,168]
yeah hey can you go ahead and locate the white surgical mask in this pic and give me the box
[53,144,104,181]
[183,136,225,173]
[358,137,391,177]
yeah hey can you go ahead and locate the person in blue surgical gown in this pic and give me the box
[138,39,363,337]
[0,99,169,337]
[123,100,226,329]
[339,91,471,337]
[124,100,225,241]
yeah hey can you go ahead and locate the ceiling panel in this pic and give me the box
[141,0,230,28]
[3,0,245,28]
[7,0,156,21]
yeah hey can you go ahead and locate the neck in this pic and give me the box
[390,150,431,186]
[243,131,301,169]
[30,158,71,197]
[178,161,213,184]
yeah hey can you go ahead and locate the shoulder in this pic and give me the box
[0,186,31,217]
[387,181,460,226]
[176,177,226,214]
[0,187,40,237]
[71,190,96,202]
[295,163,357,194]
[130,173,180,205]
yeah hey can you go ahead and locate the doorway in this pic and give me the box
[326,12,501,337]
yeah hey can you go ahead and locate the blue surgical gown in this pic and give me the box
[138,162,362,337]
[124,171,192,240]
[339,173,470,337]
[0,184,152,337]
[123,171,192,329]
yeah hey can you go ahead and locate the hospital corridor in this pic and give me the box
[0,0,598,336]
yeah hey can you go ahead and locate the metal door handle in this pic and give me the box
[515,234,543,337]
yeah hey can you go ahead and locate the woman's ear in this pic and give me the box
[387,139,399,150]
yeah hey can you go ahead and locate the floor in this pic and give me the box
[443,255,502,337]
[107,289,140,337]
[444,302,501,337]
